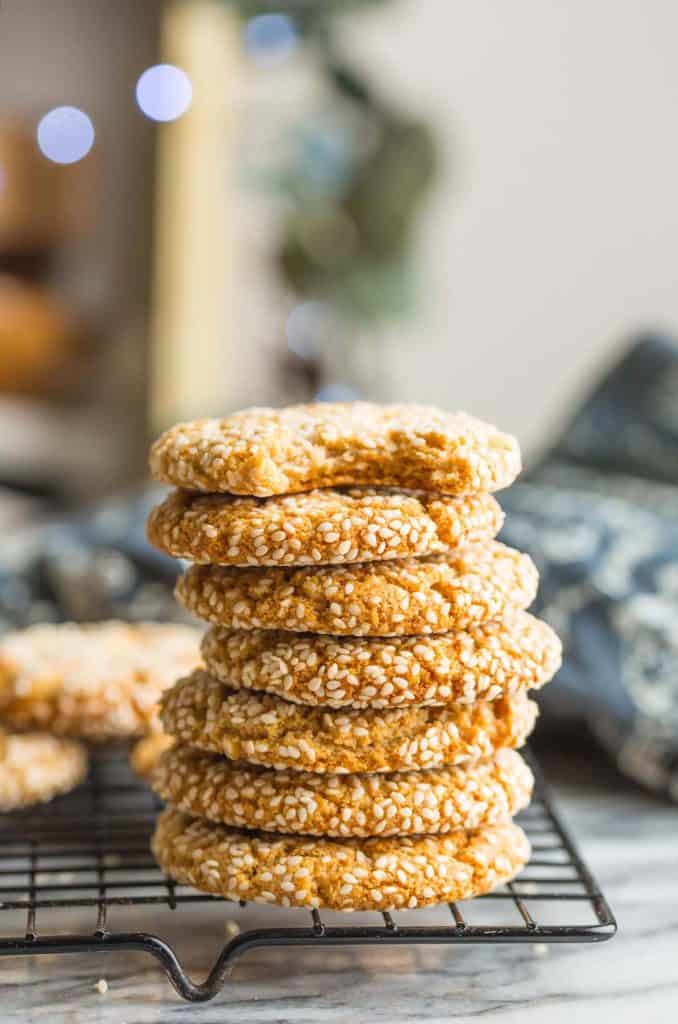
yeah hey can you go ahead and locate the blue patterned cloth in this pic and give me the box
[1,335,676,800]
[501,336,678,801]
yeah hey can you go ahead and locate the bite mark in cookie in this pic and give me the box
[150,403,521,497]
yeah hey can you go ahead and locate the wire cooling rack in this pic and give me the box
[0,748,616,1002]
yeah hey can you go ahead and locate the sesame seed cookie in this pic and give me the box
[152,745,533,838]
[0,621,202,740]
[149,403,521,497]
[130,732,174,780]
[147,487,503,568]
[201,611,561,709]
[175,542,538,637]
[152,809,530,911]
[0,729,88,811]
[160,670,538,773]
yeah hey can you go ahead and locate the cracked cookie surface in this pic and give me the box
[201,612,560,708]
[152,809,530,910]
[150,403,521,497]
[148,487,503,567]
[160,671,537,773]
[152,745,533,837]
[176,542,538,637]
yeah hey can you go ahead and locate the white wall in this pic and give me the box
[330,0,678,456]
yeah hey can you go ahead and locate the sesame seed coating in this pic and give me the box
[201,612,561,709]
[152,809,530,911]
[175,542,538,637]
[0,621,202,740]
[160,671,538,773]
[130,732,174,780]
[152,746,533,838]
[0,730,88,811]
[149,403,521,497]
[147,487,504,568]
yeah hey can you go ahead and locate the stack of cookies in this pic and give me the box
[147,403,561,912]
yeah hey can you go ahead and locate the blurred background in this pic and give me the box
[0,0,677,797]
[3,0,678,505]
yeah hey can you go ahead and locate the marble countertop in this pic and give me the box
[2,745,677,1024]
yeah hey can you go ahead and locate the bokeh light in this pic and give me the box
[244,13,298,65]
[136,64,192,123]
[36,107,95,165]
[285,301,330,360]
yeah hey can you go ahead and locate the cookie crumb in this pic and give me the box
[95,978,109,994]
[224,919,241,938]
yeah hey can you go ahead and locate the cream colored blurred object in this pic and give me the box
[150,0,238,430]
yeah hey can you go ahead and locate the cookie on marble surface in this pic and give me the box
[0,729,88,811]
[152,745,533,838]
[147,487,503,567]
[201,612,561,708]
[152,809,530,911]
[0,621,202,739]
[160,670,537,774]
[149,403,521,497]
[176,542,538,637]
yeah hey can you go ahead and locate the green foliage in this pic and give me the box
[277,113,437,321]
[227,0,440,324]
[344,117,438,261]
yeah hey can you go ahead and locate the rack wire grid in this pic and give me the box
[0,747,616,1002]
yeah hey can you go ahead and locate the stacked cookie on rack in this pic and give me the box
[147,403,561,912]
